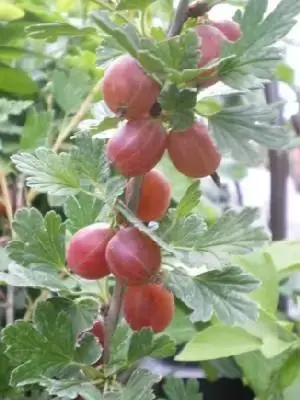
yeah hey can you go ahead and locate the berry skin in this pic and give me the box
[106,118,167,177]
[90,320,105,345]
[103,54,160,120]
[105,227,161,285]
[123,283,174,333]
[90,320,105,366]
[211,20,241,42]
[195,25,226,68]
[66,223,115,280]
[167,121,221,178]
[0,201,5,216]
[125,169,171,221]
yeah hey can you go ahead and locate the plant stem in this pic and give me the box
[168,0,190,37]
[102,0,190,366]
[103,177,144,364]
[0,171,13,232]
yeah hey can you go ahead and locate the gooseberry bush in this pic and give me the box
[1,0,300,399]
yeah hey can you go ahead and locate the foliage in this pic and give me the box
[0,0,299,399]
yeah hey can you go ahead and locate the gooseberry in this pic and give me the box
[123,283,174,333]
[105,227,161,285]
[167,121,221,178]
[66,223,115,280]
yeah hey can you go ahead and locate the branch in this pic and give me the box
[168,0,190,37]
[103,0,191,366]
[103,177,144,364]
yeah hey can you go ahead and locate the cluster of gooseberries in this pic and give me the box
[66,171,174,344]
[67,17,241,363]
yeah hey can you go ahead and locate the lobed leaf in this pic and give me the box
[166,266,260,325]
[7,208,65,269]
[11,148,81,196]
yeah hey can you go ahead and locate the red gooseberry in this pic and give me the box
[105,227,161,285]
[195,24,226,68]
[103,54,161,120]
[125,169,171,221]
[167,120,221,178]
[90,319,105,366]
[123,283,174,333]
[66,223,115,280]
[211,20,241,42]
[106,118,167,177]
[0,201,6,216]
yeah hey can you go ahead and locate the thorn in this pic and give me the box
[210,171,221,187]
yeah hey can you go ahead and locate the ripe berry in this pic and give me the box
[167,121,221,178]
[106,118,167,177]
[195,25,226,68]
[66,223,115,280]
[0,201,5,216]
[123,283,174,333]
[90,320,105,366]
[211,20,241,42]
[103,54,160,120]
[125,169,171,221]
[90,320,105,345]
[105,227,161,285]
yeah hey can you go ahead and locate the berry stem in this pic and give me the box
[168,0,190,37]
[103,177,144,364]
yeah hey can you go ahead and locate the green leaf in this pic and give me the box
[107,324,131,374]
[0,341,14,396]
[176,325,261,361]
[0,66,39,95]
[20,110,53,150]
[277,350,300,390]
[26,23,95,40]
[91,101,119,132]
[243,310,297,359]
[220,0,300,87]
[160,207,269,268]
[48,297,99,336]
[71,134,110,185]
[196,98,222,117]
[11,148,81,196]
[276,63,295,85]
[105,369,160,400]
[75,333,102,365]
[138,30,200,82]
[264,241,300,279]
[159,209,207,250]
[128,328,176,364]
[164,304,198,344]
[209,104,291,165]
[159,84,197,131]
[166,266,260,325]
[39,378,103,399]
[64,192,104,234]
[2,300,101,386]
[233,251,279,314]
[116,0,157,10]
[175,181,201,218]
[163,378,202,400]
[0,3,24,21]
[0,262,68,291]
[0,46,47,60]
[235,350,292,399]
[7,208,66,269]
[0,99,32,123]
[52,69,91,114]
[97,36,125,67]
[92,11,140,58]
